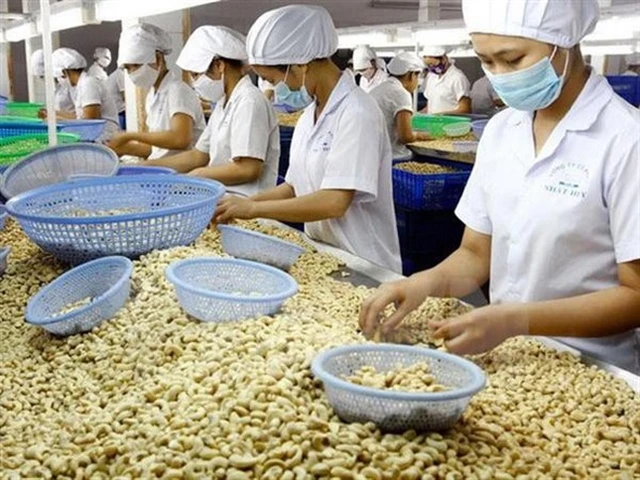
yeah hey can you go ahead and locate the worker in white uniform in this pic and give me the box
[108,24,205,160]
[352,45,388,93]
[421,46,472,114]
[87,47,110,82]
[369,52,432,161]
[470,75,504,115]
[259,78,275,102]
[215,5,402,273]
[50,47,120,142]
[622,52,640,76]
[361,0,640,373]
[30,49,75,114]
[146,26,279,198]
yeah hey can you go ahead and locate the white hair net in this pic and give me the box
[388,52,424,76]
[626,52,640,66]
[352,45,377,70]
[463,0,600,49]
[52,48,87,71]
[420,46,447,58]
[177,26,247,73]
[247,5,338,65]
[118,23,173,66]
[94,47,112,61]
[30,49,45,77]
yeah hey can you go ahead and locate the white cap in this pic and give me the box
[421,46,446,58]
[30,49,45,77]
[118,23,173,66]
[94,47,111,61]
[388,51,424,75]
[177,26,247,73]
[626,52,640,66]
[352,45,377,70]
[52,47,87,71]
[247,5,338,66]
[463,0,599,49]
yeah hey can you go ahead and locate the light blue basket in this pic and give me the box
[218,224,305,271]
[117,165,176,176]
[26,256,133,336]
[166,257,299,323]
[0,121,62,138]
[59,120,106,142]
[6,175,225,265]
[0,143,118,199]
[312,344,486,433]
[0,205,6,230]
[0,247,9,277]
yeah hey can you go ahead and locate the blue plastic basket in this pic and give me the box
[25,256,133,336]
[218,224,305,271]
[393,159,472,211]
[0,143,118,199]
[312,344,486,432]
[6,175,226,264]
[0,121,62,138]
[471,119,489,140]
[606,75,640,107]
[0,247,9,277]
[0,204,6,230]
[274,104,301,113]
[58,120,106,142]
[0,96,7,115]
[166,257,299,323]
[117,165,176,176]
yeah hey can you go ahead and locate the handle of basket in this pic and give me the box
[67,174,110,182]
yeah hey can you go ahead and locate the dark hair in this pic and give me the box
[390,71,418,81]
[267,58,329,72]
[207,57,245,72]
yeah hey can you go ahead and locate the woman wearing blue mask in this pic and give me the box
[215,4,401,273]
[360,0,640,373]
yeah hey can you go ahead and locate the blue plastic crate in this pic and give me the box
[0,121,62,139]
[58,120,106,142]
[606,76,640,107]
[393,158,472,211]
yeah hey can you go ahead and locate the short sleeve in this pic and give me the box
[229,96,271,161]
[605,130,640,263]
[451,73,471,102]
[167,83,203,122]
[77,76,102,108]
[455,136,493,235]
[320,99,385,200]
[390,87,413,117]
[195,117,213,153]
[116,70,125,91]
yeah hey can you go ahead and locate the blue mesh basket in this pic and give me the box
[25,256,133,336]
[166,257,299,323]
[0,205,6,230]
[218,224,305,271]
[312,344,486,433]
[0,143,117,199]
[117,165,176,176]
[0,121,61,138]
[58,120,106,142]
[0,247,9,277]
[6,175,226,265]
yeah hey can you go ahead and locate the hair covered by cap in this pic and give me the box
[247,4,338,65]
[177,26,247,73]
[420,46,446,57]
[94,47,112,60]
[52,47,87,71]
[118,23,173,66]
[463,0,600,48]
[388,51,425,75]
[30,49,45,77]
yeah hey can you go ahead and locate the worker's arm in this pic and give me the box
[359,227,491,337]
[143,149,209,174]
[437,96,472,115]
[81,104,101,120]
[113,141,152,159]
[432,260,640,355]
[251,183,296,202]
[215,189,355,224]
[395,111,431,144]
[109,113,194,151]
[189,157,264,185]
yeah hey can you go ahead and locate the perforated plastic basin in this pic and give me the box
[166,257,299,323]
[218,224,305,271]
[312,344,486,432]
[0,247,9,277]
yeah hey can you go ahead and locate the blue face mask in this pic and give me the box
[484,46,569,112]
[273,66,313,110]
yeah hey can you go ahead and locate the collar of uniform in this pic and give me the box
[153,69,178,94]
[223,75,252,110]
[321,70,358,117]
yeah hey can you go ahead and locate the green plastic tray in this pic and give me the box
[0,115,42,123]
[412,115,467,137]
[4,102,45,118]
[0,133,80,166]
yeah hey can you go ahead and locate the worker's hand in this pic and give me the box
[359,276,434,339]
[214,195,257,224]
[37,108,48,120]
[107,132,133,150]
[430,304,528,355]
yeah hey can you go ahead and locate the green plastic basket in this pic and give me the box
[412,115,467,137]
[4,102,45,118]
[0,115,42,123]
[0,133,81,166]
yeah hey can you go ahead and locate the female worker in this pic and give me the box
[108,24,205,161]
[215,5,401,273]
[360,0,640,373]
[146,26,279,198]
[352,45,388,93]
[31,49,75,114]
[370,51,431,161]
[50,47,120,142]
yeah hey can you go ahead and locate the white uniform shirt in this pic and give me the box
[70,71,120,141]
[196,76,280,197]
[88,62,108,82]
[423,63,471,114]
[370,77,414,160]
[471,76,500,115]
[359,68,388,94]
[285,71,402,273]
[455,71,640,372]
[146,70,206,160]
[107,69,126,114]
[55,82,75,113]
